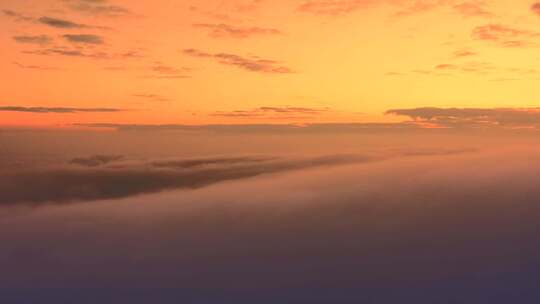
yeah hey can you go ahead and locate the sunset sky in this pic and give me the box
[3,0,540,127]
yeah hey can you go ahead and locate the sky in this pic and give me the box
[2,0,540,127]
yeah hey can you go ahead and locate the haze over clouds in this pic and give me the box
[2,141,540,303]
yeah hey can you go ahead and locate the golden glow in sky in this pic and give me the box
[2,0,540,127]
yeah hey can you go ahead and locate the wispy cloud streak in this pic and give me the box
[0,106,123,113]
[184,49,293,74]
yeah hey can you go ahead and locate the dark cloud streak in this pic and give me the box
[75,122,424,133]
[193,23,282,38]
[70,155,124,167]
[183,49,293,74]
[23,48,143,59]
[2,9,33,21]
[13,35,52,45]
[38,16,87,28]
[63,0,131,17]
[4,11,111,29]
[12,62,58,70]
[63,34,104,44]
[212,106,331,118]
[0,106,123,113]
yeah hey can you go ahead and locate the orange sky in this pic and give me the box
[2,0,540,127]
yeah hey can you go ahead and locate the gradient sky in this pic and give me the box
[2,0,540,127]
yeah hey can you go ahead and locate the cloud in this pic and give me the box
[150,156,277,169]
[212,106,331,118]
[13,35,52,45]
[189,0,264,21]
[75,122,424,133]
[395,61,537,79]
[0,154,381,205]
[453,49,477,58]
[63,34,104,44]
[435,64,458,70]
[138,64,191,79]
[4,12,110,30]
[395,0,492,17]
[151,65,189,74]
[2,9,33,21]
[385,72,406,76]
[452,1,492,17]
[78,107,540,132]
[232,0,265,12]
[472,24,540,47]
[23,47,143,60]
[297,0,491,17]
[138,75,190,80]
[532,2,540,16]
[393,0,450,16]
[0,106,123,113]
[132,94,172,102]
[62,0,130,17]
[12,62,58,70]
[183,49,293,74]
[387,107,540,128]
[5,147,540,302]
[297,0,376,15]
[434,61,495,74]
[69,155,124,167]
[193,23,282,38]
[37,16,88,28]
[78,106,540,132]
[23,48,93,58]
